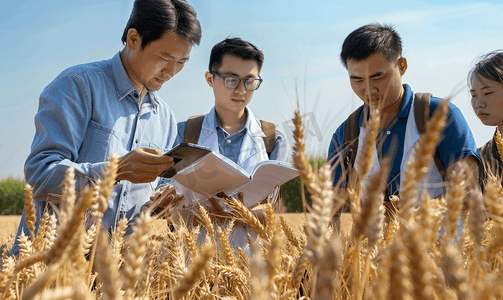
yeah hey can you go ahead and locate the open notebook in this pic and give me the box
[160,143,299,207]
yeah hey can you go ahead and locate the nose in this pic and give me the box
[474,95,486,108]
[234,80,246,95]
[362,80,378,98]
[162,61,178,78]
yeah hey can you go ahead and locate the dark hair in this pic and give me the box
[340,23,402,68]
[468,50,503,86]
[208,37,264,73]
[121,0,202,49]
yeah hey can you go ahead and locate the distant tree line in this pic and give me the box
[0,178,25,215]
[1,159,331,215]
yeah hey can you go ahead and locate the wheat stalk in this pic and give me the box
[218,193,266,239]
[59,167,76,229]
[22,185,36,242]
[442,163,467,245]
[405,223,434,299]
[353,157,389,248]
[400,96,450,222]
[121,211,154,299]
[217,226,236,267]
[95,228,123,300]
[355,107,380,183]
[291,110,319,197]
[173,240,214,299]
[388,235,413,300]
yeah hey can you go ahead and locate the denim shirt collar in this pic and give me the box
[198,107,269,171]
[201,107,266,138]
[111,52,160,109]
[397,83,413,119]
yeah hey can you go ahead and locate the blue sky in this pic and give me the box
[1,0,502,179]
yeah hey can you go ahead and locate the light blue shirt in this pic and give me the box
[15,52,177,249]
[175,107,287,166]
[174,107,288,251]
[328,84,480,195]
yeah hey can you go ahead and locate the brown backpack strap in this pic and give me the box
[413,93,446,179]
[259,120,276,158]
[183,115,205,144]
[344,105,364,171]
[413,93,431,134]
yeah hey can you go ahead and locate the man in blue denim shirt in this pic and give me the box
[12,0,202,255]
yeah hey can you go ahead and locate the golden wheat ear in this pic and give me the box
[218,192,266,239]
[173,240,214,299]
[442,161,468,245]
[494,128,503,162]
[60,166,76,229]
[400,96,450,223]
[120,211,154,300]
[291,109,318,197]
[353,156,390,248]
[216,226,236,267]
[23,184,36,242]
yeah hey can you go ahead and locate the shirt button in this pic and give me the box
[386,131,391,135]
[134,93,139,98]
[123,191,127,197]
[227,139,231,144]
[135,140,139,144]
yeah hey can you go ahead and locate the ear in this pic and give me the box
[205,71,214,87]
[398,57,407,75]
[126,28,141,50]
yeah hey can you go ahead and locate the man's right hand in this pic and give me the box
[117,147,174,183]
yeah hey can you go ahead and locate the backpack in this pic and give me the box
[183,115,277,158]
[343,93,446,183]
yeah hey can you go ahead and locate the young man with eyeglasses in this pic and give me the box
[151,37,287,249]
[177,37,287,167]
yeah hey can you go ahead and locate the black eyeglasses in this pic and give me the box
[212,72,263,91]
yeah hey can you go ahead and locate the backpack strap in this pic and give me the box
[413,93,447,179]
[184,115,276,158]
[344,105,364,171]
[183,115,205,144]
[259,120,276,158]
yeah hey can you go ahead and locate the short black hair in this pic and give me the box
[340,23,402,68]
[121,0,202,49]
[468,50,503,86]
[208,37,264,73]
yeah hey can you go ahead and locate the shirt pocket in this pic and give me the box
[78,119,120,164]
[149,142,169,153]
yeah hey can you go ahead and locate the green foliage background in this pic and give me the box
[0,178,25,215]
[280,158,326,212]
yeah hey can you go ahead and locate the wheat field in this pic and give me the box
[1,100,502,299]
